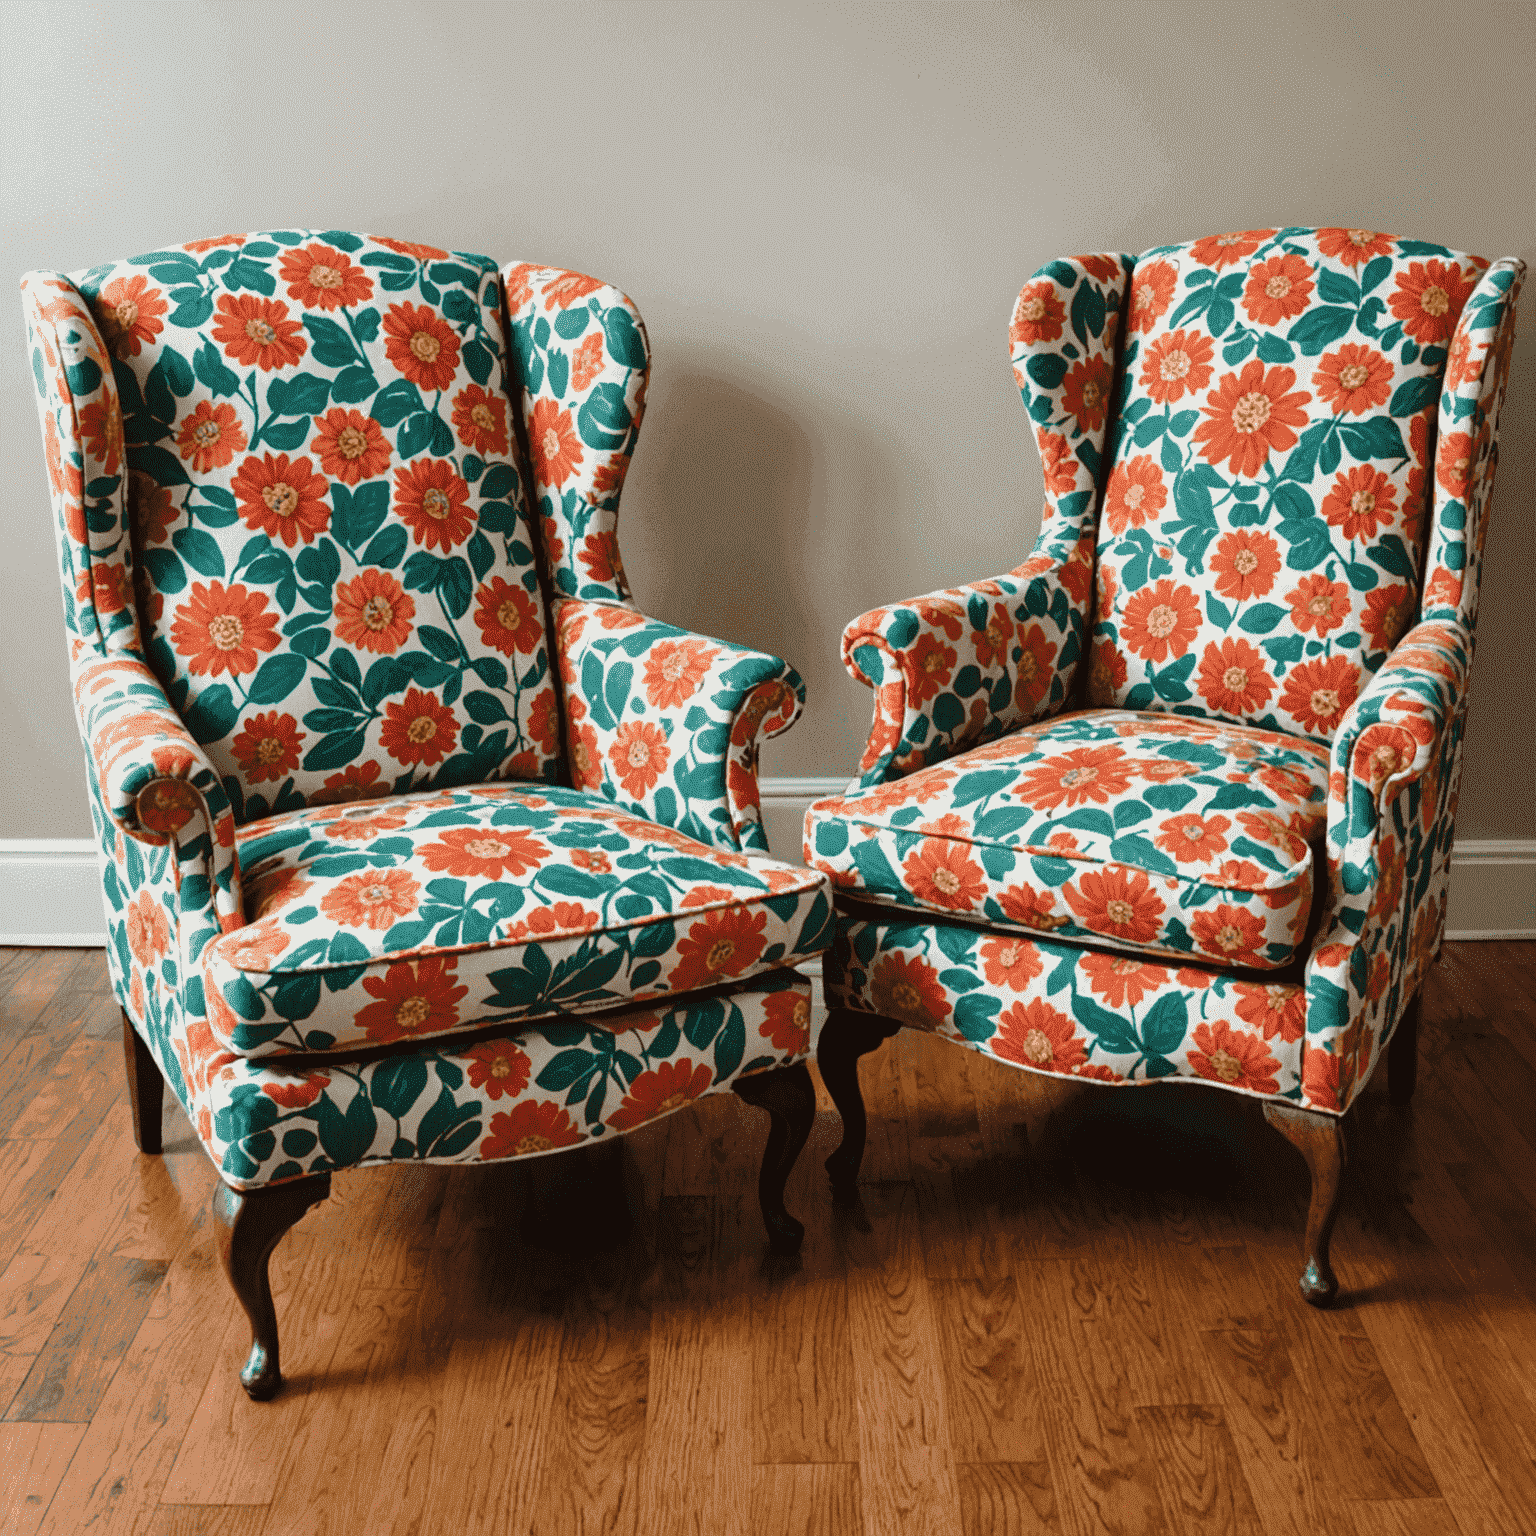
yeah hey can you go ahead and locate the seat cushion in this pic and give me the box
[206,782,832,1059]
[805,709,1329,970]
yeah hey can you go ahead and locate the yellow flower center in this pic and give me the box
[471,402,496,430]
[361,595,394,632]
[1080,380,1103,411]
[1105,898,1135,926]
[1308,593,1334,617]
[255,735,285,764]
[464,838,509,859]
[1310,688,1339,719]
[408,715,437,744]
[931,867,962,895]
[1021,1029,1053,1066]
[1234,548,1258,574]
[1146,603,1178,638]
[1420,285,1449,318]
[626,739,652,768]
[1339,363,1369,390]
[309,263,343,290]
[1223,665,1249,693]
[491,1056,513,1079]
[1061,765,1097,789]
[542,427,562,460]
[662,651,689,682]
[422,487,450,519]
[115,299,140,329]
[246,317,277,347]
[1215,925,1245,952]
[337,425,369,459]
[513,1133,553,1155]
[1346,229,1374,247]
[194,419,222,448]
[1160,349,1192,382]
[1124,483,1145,509]
[1209,1047,1243,1082]
[263,481,298,517]
[891,981,921,1015]
[410,330,441,363]
[1020,296,1045,321]
[1265,274,1292,299]
[706,938,736,973]
[395,995,431,1031]
[1351,490,1376,516]
[1232,391,1272,434]
[497,599,523,634]
[208,614,244,651]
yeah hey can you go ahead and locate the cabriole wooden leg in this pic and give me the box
[816,1008,900,1205]
[733,1062,816,1256]
[122,1010,164,1155]
[1388,990,1421,1107]
[213,1174,331,1401]
[1263,1100,1346,1306]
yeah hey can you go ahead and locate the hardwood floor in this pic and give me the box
[1,942,1533,1535]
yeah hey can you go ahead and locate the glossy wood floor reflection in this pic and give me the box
[1,944,1534,1535]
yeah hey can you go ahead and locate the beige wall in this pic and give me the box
[4,0,1532,843]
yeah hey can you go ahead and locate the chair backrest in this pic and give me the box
[1090,226,1488,742]
[23,230,561,821]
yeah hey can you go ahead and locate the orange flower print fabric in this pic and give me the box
[202,781,832,1062]
[806,708,1330,971]
[1093,228,1491,742]
[50,231,561,816]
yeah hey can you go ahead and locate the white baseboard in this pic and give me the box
[0,801,1530,947]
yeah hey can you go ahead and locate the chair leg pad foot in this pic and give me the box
[239,1343,283,1401]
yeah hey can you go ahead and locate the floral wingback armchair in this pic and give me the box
[22,230,833,1399]
[805,228,1523,1303]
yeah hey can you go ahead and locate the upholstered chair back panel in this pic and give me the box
[1091,227,1487,743]
[58,231,560,821]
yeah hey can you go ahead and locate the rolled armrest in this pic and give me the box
[74,654,242,928]
[555,599,804,853]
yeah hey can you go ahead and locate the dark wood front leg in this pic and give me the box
[816,1008,901,1205]
[732,1062,816,1256]
[213,1174,331,1401]
[122,1011,165,1155]
[1388,990,1421,1107]
[1263,1100,1347,1306]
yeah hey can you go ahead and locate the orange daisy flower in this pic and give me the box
[1120,579,1200,664]
[395,458,472,551]
[669,905,768,992]
[1188,1020,1280,1094]
[263,1071,326,1110]
[1388,260,1475,345]
[1315,228,1394,267]
[473,577,541,656]
[540,271,603,310]
[375,235,451,261]
[1312,344,1392,416]
[1242,253,1314,326]
[609,720,670,799]
[571,330,606,392]
[528,398,584,489]
[310,408,390,484]
[218,918,292,973]
[451,384,509,456]
[870,951,950,1029]
[309,761,390,806]
[170,581,279,677]
[382,302,460,392]
[1140,328,1215,406]
[1321,465,1397,541]
[231,451,330,547]
[1189,229,1276,269]
[230,711,304,783]
[907,633,957,705]
[607,1060,714,1132]
[1434,432,1474,500]
[1010,281,1066,346]
[465,1038,532,1100]
[1287,574,1351,636]
[334,569,414,654]
[129,470,176,546]
[973,603,1014,669]
[212,293,306,370]
[78,400,123,476]
[1087,639,1127,707]
[1234,982,1307,1043]
[996,885,1068,932]
[176,400,248,474]
[643,638,717,708]
[76,562,131,616]
[991,999,1087,1074]
[480,1100,582,1159]
[319,866,420,929]
[353,955,468,1044]
[1301,1048,1342,1111]
[125,889,170,965]
[418,826,549,879]
[380,687,459,767]
[93,274,167,358]
[1191,642,1277,718]
[1081,952,1170,1008]
[1018,743,1135,812]
[1038,432,1080,496]
[507,902,600,941]
[1063,866,1166,945]
[1102,456,1166,534]
[1154,812,1231,863]
[1076,254,1123,284]
[1061,355,1112,434]
[577,531,623,586]
[759,991,812,1054]
[1190,904,1268,964]
[1361,585,1412,654]
[979,936,1043,990]
[1127,260,1176,334]
[1193,361,1311,477]
[902,838,986,911]
[528,688,560,754]
[318,802,410,841]
[1209,528,1280,601]
[277,242,374,310]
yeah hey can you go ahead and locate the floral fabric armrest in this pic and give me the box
[1302,619,1471,1112]
[842,253,1134,788]
[75,652,242,931]
[556,600,804,853]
